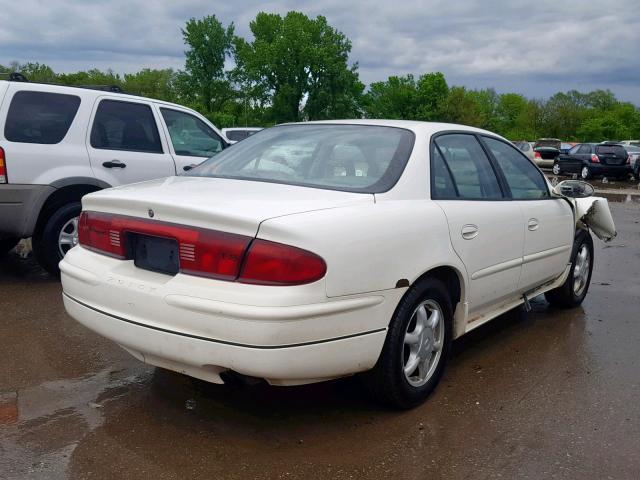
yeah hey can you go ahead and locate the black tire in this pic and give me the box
[364,277,453,409]
[0,237,20,255]
[545,229,594,308]
[33,202,81,276]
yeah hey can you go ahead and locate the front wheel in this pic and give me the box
[33,202,81,276]
[545,230,594,308]
[552,162,561,175]
[364,277,453,409]
[581,166,591,180]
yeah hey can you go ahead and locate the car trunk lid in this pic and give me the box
[81,176,374,237]
[595,145,627,166]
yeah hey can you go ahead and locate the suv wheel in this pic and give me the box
[33,202,81,276]
[552,162,561,175]
[545,229,594,308]
[363,277,452,409]
[581,166,591,180]
[0,237,19,255]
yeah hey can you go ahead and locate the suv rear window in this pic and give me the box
[4,91,81,144]
[595,145,626,157]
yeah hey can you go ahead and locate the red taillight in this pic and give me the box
[534,151,541,159]
[78,211,126,258]
[0,147,7,183]
[239,239,326,286]
[78,211,326,285]
[591,154,600,163]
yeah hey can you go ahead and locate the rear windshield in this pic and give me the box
[188,124,415,193]
[596,145,626,157]
[512,141,530,151]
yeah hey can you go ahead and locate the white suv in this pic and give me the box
[0,79,228,274]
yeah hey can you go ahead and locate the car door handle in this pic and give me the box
[461,224,479,240]
[528,218,539,231]
[102,160,126,169]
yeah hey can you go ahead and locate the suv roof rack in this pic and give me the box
[75,84,124,93]
[0,72,29,82]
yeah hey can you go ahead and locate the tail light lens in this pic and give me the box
[534,151,541,159]
[591,154,600,163]
[0,147,7,183]
[78,211,326,285]
[238,239,326,286]
[627,155,631,164]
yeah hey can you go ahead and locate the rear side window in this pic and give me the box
[578,144,592,154]
[433,134,503,199]
[90,100,162,153]
[4,91,80,144]
[482,137,550,200]
[226,130,249,141]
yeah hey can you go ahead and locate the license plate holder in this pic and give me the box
[130,233,179,275]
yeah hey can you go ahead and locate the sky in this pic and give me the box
[1,0,639,104]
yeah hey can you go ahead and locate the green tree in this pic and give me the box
[123,69,178,101]
[181,15,235,113]
[439,86,485,126]
[364,75,419,119]
[234,11,363,122]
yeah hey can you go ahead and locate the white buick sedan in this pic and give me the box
[60,121,615,408]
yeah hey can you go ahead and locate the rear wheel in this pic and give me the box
[33,202,81,276]
[581,166,591,180]
[0,237,19,255]
[364,277,452,409]
[545,230,594,308]
[552,162,561,175]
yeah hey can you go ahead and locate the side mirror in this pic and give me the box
[553,180,595,198]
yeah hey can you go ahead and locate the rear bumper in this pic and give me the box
[588,164,632,176]
[0,184,54,238]
[60,246,399,385]
[63,293,387,386]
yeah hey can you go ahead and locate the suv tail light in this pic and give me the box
[590,154,600,163]
[78,211,326,285]
[0,147,7,183]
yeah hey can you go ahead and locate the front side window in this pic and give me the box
[482,137,550,200]
[189,124,415,193]
[90,100,162,153]
[433,134,503,199]
[4,91,80,144]
[161,108,224,157]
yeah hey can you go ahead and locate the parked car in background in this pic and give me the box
[533,138,561,168]
[60,120,615,409]
[553,142,632,180]
[624,145,640,178]
[512,140,535,162]
[560,142,576,154]
[620,140,640,147]
[222,127,263,143]
[0,77,228,274]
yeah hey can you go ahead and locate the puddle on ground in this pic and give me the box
[0,367,151,479]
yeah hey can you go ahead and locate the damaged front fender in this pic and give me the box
[573,197,617,242]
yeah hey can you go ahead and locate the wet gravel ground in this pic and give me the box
[1,199,639,479]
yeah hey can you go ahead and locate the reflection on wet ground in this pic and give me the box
[1,203,639,479]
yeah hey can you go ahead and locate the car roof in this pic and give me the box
[282,119,503,138]
[0,79,192,111]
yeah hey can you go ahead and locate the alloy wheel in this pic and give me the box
[573,243,590,296]
[58,216,79,257]
[402,299,445,387]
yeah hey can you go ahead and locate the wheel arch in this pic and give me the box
[34,181,107,236]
